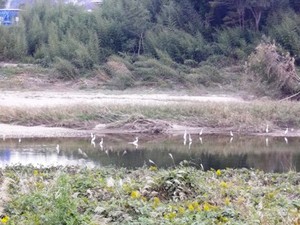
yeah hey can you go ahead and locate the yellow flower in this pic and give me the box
[33,169,39,176]
[216,169,222,176]
[203,202,213,211]
[178,206,185,214]
[149,166,158,171]
[130,190,141,199]
[220,181,228,188]
[152,197,161,207]
[164,212,176,220]
[224,197,230,206]
[192,201,199,207]
[0,215,9,224]
[219,216,229,223]
[188,203,195,212]
[266,191,276,200]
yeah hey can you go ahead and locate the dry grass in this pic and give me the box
[0,100,299,132]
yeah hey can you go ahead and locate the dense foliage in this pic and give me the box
[2,166,299,224]
[0,0,300,85]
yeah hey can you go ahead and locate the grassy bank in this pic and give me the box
[0,100,300,133]
[0,166,299,224]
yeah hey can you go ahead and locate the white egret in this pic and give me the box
[18,138,21,143]
[78,148,88,158]
[199,137,203,144]
[199,128,203,136]
[284,137,288,144]
[230,131,233,137]
[128,137,138,145]
[266,124,269,133]
[149,159,156,166]
[91,134,96,143]
[122,150,127,156]
[169,153,176,166]
[56,144,60,154]
[200,163,204,171]
[183,130,187,142]
[169,153,174,160]
[90,134,96,147]
[284,128,288,136]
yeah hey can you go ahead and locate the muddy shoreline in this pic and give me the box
[0,122,299,139]
[0,91,299,138]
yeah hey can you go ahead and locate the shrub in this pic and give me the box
[247,40,300,99]
[187,65,224,87]
[266,10,300,63]
[53,57,79,80]
[102,56,134,89]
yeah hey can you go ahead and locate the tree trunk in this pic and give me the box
[250,7,262,31]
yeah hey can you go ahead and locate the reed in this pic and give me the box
[0,100,299,132]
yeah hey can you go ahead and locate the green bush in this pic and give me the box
[53,57,79,80]
[266,10,300,62]
[133,57,182,86]
[145,27,209,63]
[187,65,224,87]
[213,28,258,60]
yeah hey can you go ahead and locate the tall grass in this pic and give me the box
[0,101,299,132]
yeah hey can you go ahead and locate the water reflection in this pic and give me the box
[0,135,299,172]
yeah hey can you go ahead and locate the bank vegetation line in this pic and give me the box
[0,99,299,136]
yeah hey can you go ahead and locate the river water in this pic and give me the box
[0,134,299,172]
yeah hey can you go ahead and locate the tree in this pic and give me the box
[209,0,248,29]
[246,0,273,31]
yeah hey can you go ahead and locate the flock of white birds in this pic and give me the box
[29,125,291,161]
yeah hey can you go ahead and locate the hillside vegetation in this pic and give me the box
[0,0,300,98]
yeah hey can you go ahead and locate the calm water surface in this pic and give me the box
[0,134,299,172]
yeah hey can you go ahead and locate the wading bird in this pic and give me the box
[149,159,156,166]
[129,137,138,145]
[78,148,88,158]
[199,137,203,144]
[199,128,203,136]
[99,138,104,150]
[128,137,138,149]
[56,144,60,154]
